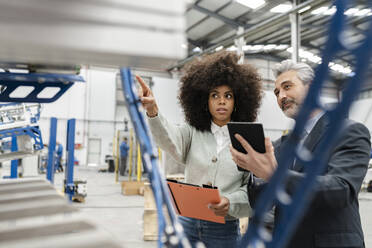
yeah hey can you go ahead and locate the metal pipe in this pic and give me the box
[290,0,301,62]
[46,117,57,183]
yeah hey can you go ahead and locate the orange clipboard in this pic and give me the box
[167,180,225,224]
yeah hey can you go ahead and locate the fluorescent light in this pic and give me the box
[354,9,371,16]
[330,64,352,74]
[8,69,29,74]
[226,46,237,51]
[311,6,328,15]
[263,44,276,50]
[215,45,224,51]
[345,8,359,16]
[236,0,265,9]
[287,48,352,75]
[252,45,264,50]
[192,47,201,53]
[309,6,372,17]
[270,4,292,13]
[276,44,289,50]
[243,45,253,51]
[324,6,336,15]
[299,6,311,13]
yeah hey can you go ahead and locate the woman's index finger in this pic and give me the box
[136,75,149,91]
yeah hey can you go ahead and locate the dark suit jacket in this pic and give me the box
[249,115,371,248]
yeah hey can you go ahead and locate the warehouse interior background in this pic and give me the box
[0,0,372,247]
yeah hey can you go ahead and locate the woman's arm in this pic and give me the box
[136,75,192,163]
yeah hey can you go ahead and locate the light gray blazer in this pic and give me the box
[148,113,252,219]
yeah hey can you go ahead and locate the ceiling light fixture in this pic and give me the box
[345,8,359,16]
[323,6,336,15]
[311,6,328,15]
[236,0,265,10]
[276,44,289,50]
[226,46,237,51]
[287,48,352,74]
[354,9,372,16]
[270,4,292,13]
[299,6,311,13]
[192,47,201,53]
[215,46,224,52]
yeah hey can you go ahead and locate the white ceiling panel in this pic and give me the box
[198,0,231,12]
[218,2,250,20]
[187,18,225,40]
[186,9,207,29]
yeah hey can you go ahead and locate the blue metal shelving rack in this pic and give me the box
[0,70,83,201]
[65,118,76,201]
[0,72,84,103]
[46,117,57,183]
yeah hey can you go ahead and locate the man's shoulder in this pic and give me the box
[343,119,370,136]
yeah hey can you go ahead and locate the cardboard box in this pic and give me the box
[121,181,145,196]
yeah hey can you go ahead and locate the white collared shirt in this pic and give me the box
[211,122,231,154]
[301,110,325,143]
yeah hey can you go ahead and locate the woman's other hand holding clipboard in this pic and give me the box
[209,196,230,217]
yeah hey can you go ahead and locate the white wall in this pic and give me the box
[257,91,294,141]
[152,76,184,125]
[350,98,372,134]
[39,67,119,166]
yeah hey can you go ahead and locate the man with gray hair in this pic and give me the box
[273,59,315,119]
[231,60,370,247]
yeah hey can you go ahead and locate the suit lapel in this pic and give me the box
[274,134,295,168]
[292,114,330,171]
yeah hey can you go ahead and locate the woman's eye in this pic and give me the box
[211,94,218,98]
[225,94,233,99]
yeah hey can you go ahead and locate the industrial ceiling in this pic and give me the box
[175,0,372,92]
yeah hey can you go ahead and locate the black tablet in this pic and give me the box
[227,122,266,171]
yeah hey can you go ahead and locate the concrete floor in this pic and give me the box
[359,192,372,247]
[55,165,372,248]
[54,166,156,248]
[2,164,372,248]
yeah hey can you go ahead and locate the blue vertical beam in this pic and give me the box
[65,118,76,201]
[46,117,57,183]
[10,136,18,178]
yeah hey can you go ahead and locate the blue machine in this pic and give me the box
[0,72,84,103]
[0,71,82,188]
[120,1,372,247]
[0,126,43,150]
[46,117,57,183]
[65,118,76,201]
[45,116,77,202]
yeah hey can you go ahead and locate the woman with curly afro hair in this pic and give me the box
[137,51,263,248]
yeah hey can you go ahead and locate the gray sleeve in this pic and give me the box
[147,113,192,164]
[226,172,253,218]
